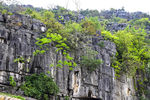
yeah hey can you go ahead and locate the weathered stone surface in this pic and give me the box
[100,8,149,20]
[0,13,141,100]
[106,22,128,32]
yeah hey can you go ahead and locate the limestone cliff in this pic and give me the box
[0,13,138,100]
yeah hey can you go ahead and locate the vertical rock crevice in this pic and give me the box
[0,13,140,100]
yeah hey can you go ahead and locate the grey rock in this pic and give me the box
[0,13,144,100]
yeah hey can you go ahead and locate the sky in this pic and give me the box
[4,0,150,13]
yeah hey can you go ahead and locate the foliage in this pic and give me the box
[97,41,105,48]
[21,73,59,100]
[80,48,102,71]
[102,26,150,95]
[80,56,102,71]
[129,18,150,29]
[80,9,99,17]
[23,9,77,69]
[101,30,118,41]
[139,96,147,100]
[9,76,16,87]
[14,56,24,63]
[23,8,103,71]
[101,27,150,76]
[34,32,77,69]
[80,17,100,35]
[65,22,82,34]
[0,2,13,15]
[1,3,150,98]
[64,96,69,100]
[63,21,85,49]
[22,8,42,19]
[111,57,121,77]
[110,17,127,23]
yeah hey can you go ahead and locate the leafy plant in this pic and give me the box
[24,10,78,70]
[14,56,24,63]
[80,17,99,35]
[9,76,16,87]
[80,56,102,71]
[97,41,105,48]
[21,73,59,100]
[102,27,150,76]
[80,48,102,71]
[102,27,150,95]
[139,96,147,100]
[64,96,69,100]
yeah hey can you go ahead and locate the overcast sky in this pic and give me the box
[5,0,150,13]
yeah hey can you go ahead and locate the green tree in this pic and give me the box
[80,17,100,35]
[101,27,150,76]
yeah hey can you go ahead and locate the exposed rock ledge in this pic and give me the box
[0,13,137,100]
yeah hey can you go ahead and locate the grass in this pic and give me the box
[0,92,25,100]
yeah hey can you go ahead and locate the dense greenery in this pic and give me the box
[101,27,150,95]
[0,1,13,15]
[102,27,150,75]
[9,76,16,87]
[80,48,102,71]
[97,41,105,48]
[22,8,101,70]
[80,9,99,17]
[21,73,59,100]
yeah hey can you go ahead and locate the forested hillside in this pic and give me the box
[0,1,150,100]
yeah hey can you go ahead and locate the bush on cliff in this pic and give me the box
[21,73,59,100]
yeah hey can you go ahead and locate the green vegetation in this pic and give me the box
[64,96,69,100]
[0,92,25,100]
[14,56,24,63]
[102,27,150,75]
[110,17,127,23]
[0,1,14,15]
[81,17,100,35]
[129,18,150,29]
[97,41,105,48]
[23,8,101,70]
[139,96,147,100]
[9,76,16,87]
[80,9,99,17]
[21,73,59,100]
[1,2,150,98]
[20,6,150,96]
[80,48,102,71]
[101,27,150,94]
[23,8,77,70]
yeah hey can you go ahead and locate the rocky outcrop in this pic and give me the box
[0,13,138,100]
[106,23,128,32]
[100,9,149,20]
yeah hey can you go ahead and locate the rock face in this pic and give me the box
[0,13,138,100]
[106,23,128,32]
[100,9,149,20]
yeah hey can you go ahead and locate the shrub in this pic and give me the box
[21,73,59,100]
[81,17,98,35]
[97,41,105,48]
[80,48,102,71]
[9,76,16,87]
[80,56,102,71]
[64,96,69,100]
